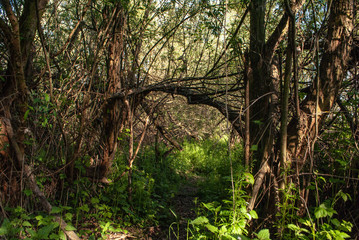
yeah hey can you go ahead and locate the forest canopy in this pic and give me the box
[0,0,358,239]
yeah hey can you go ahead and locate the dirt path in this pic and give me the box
[107,177,200,240]
[169,177,199,240]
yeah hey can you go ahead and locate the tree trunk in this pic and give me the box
[0,0,49,202]
[287,0,354,171]
[99,4,127,179]
[248,0,354,213]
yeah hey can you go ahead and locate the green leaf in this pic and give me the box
[315,203,328,219]
[24,109,30,121]
[219,225,228,235]
[202,202,215,211]
[336,231,350,239]
[341,193,348,202]
[91,197,100,205]
[22,221,32,227]
[64,213,73,221]
[317,176,326,183]
[60,231,67,240]
[244,172,255,185]
[0,219,9,235]
[102,222,111,231]
[44,93,50,102]
[78,204,89,212]
[253,120,263,125]
[191,216,209,225]
[50,233,59,239]
[169,208,177,218]
[256,229,271,240]
[205,224,218,233]
[37,224,55,239]
[50,206,62,214]
[250,210,258,219]
[23,189,33,196]
[238,235,251,240]
[27,228,36,237]
[331,218,341,227]
[336,190,350,202]
[250,145,258,151]
[65,224,77,231]
[287,224,300,231]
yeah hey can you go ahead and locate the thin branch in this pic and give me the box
[205,4,250,76]
[264,0,305,62]
[51,0,91,57]
[0,18,11,41]
[0,0,18,31]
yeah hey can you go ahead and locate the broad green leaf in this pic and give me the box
[59,231,67,240]
[22,221,32,227]
[315,203,328,219]
[191,216,209,225]
[256,229,270,240]
[27,228,36,237]
[38,224,55,239]
[219,225,228,235]
[50,206,62,214]
[102,222,111,231]
[331,218,341,227]
[336,231,350,239]
[238,219,246,229]
[205,224,218,233]
[250,210,258,219]
[65,224,77,231]
[336,190,350,202]
[244,172,255,185]
[64,213,73,221]
[50,233,59,239]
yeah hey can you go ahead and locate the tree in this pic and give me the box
[0,0,357,237]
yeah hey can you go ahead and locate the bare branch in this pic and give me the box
[52,0,92,57]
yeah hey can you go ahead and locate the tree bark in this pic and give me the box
[99,4,127,179]
[247,0,353,212]
[0,0,49,202]
[287,0,354,171]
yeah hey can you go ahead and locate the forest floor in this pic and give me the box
[105,176,200,240]
[168,176,200,240]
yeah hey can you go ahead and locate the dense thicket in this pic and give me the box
[0,0,358,239]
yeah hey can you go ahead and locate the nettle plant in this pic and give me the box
[187,172,271,240]
[285,190,352,240]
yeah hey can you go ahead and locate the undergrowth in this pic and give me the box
[0,138,355,239]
